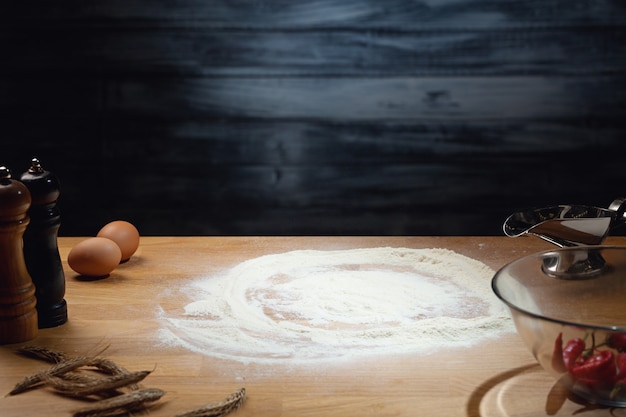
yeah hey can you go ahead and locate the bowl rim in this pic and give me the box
[491,245,626,333]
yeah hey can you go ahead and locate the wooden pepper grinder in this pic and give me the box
[20,158,68,328]
[0,165,38,344]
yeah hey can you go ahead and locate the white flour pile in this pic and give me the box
[158,247,513,365]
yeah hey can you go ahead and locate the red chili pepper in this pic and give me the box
[608,333,626,352]
[563,337,586,371]
[570,350,616,390]
[552,332,567,373]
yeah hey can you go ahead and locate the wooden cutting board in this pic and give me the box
[1,236,623,417]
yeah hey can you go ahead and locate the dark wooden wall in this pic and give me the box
[2,1,625,236]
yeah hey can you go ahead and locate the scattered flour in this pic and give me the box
[158,247,513,365]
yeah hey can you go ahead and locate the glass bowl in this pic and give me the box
[492,246,626,407]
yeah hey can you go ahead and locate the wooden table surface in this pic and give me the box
[2,236,625,417]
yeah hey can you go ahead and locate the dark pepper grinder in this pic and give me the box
[20,158,68,328]
[0,166,38,343]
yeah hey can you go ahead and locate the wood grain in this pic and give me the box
[1,236,624,417]
[1,1,625,236]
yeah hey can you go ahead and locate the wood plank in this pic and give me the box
[1,236,623,417]
[3,117,623,166]
[3,27,625,76]
[2,115,623,236]
[2,0,625,27]
[107,76,626,121]
[4,76,619,121]
[1,1,624,236]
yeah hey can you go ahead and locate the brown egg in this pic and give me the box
[97,220,140,262]
[68,237,122,277]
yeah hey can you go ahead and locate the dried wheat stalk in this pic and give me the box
[16,345,69,364]
[72,387,166,417]
[58,372,107,384]
[12,345,247,417]
[173,387,246,417]
[55,373,124,399]
[16,346,141,391]
[86,357,140,391]
[8,356,92,396]
[45,369,152,397]
[87,357,131,375]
